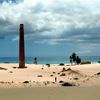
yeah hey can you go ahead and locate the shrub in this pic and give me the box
[97,72,100,75]
[98,61,100,63]
[60,73,66,76]
[61,82,75,86]
[59,80,64,83]
[81,61,91,64]
[59,63,65,66]
[37,75,43,77]
[23,81,29,83]
[46,64,50,67]
[50,75,53,77]
[73,78,79,80]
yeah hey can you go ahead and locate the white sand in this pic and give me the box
[0,63,100,87]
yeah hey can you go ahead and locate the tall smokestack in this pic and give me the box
[19,24,25,68]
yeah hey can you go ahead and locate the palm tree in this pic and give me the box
[71,53,77,64]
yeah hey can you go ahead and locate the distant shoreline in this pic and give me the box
[0,56,100,64]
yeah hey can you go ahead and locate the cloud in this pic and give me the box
[0,0,100,47]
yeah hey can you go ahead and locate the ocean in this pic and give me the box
[0,56,100,64]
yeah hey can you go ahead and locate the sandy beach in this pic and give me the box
[0,87,100,100]
[0,63,100,87]
[0,63,99,100]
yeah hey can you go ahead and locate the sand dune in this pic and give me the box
[0,63,100,100]
[0,63,99,87]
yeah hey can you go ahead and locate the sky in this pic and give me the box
[0,0,100,57]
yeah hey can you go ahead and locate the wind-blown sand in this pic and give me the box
[0,63,100,100]
[0,63,100,87]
